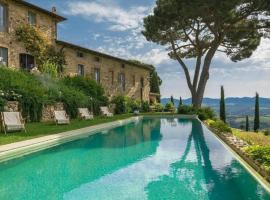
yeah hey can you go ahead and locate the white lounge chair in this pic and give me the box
[78,108,93,120]
[1,112,26,134]
[54,111,70,125]
[100,106,113,117]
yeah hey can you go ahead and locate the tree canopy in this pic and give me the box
[143,0,270,107]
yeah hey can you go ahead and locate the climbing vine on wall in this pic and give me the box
[15,24,66,76]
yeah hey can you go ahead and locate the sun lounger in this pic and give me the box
[78,108,93,120]
[100,107,113,117]
[1,112,26,134]
[54,110,70,125]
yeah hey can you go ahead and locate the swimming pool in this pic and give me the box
[0,117,269,200]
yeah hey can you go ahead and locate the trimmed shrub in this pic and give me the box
[112,96,128,114]
[165,102,175,112]
[112,96,141,114]
[178,105,196,114]
[154,103,164,112]
[141,101,150,112]
[178,105,215,120]
[127,98,141,112]
[208,120,232,133]
[61,76,108,115]
[197,107,215,121]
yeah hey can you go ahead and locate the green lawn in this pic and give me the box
[232,128,270,147]
[0,114,133,145]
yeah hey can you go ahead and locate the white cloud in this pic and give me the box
[65,1,150,32]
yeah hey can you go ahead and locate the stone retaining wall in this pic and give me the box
[4,101,19,112]
[41,103,64,122]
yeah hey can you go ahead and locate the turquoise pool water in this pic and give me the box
[0,118,270,200]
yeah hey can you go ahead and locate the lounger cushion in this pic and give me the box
[100,107,113,117]
[54,111,70,124]
[2,112,25,132]
[78,108,93,119]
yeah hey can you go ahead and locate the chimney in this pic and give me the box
[52,7,57,14]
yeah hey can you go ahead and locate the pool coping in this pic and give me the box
[200,120,270,193]
[0,116,144,162]
[0,114,197,162]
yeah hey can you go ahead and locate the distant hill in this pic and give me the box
[161,97,270,129]
[161,97,270,116]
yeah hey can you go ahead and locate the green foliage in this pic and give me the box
[0,68,45,122]
[0,68,109,121]
[170,96,174,105]
[150,69,162,98]
[197,107,216,121]
[154,103,164,112]
[111,96,141,114]
[142,0,270,107]
[178,105,215,120]
[41,61,58,78]
[220,86,226,123]
[263,129,270,136]
[165,102,175,112]
[208,120,232,133]
[112,96,128,114]
[15,24,66,74]
[254,93,260,132]
[60,86,89,118]
[179,97,183,106]
[246,116,250,132]
[244,145,270,172]
[141,101,150,112]
[0,96,5,111]
[61,76,108,115]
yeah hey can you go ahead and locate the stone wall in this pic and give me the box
[4,101,19,112]
[57,44,151,102]
[41,103,64,122]
[0,0,59,68]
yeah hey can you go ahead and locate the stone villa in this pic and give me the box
[0,0,153,101]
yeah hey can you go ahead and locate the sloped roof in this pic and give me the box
[13,0,66,22]
[56,40,154,71]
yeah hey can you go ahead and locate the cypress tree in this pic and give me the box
[245,116,249,132]
[170,95,174,105]
[220,86,226,123]
[179,97,183,106]
[254,93,260,132]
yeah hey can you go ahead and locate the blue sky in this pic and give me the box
[29,0,270,98]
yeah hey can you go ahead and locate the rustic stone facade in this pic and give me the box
[57,41,151,101]
[4,101,19,112]
[0,0,63,68]
[41,102,64,122]
[0,0,152,102]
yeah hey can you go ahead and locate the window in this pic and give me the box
[94,68,100,83]
[77,64,84,76]
[28,11,36,26]
[140,77,144,88]
[19,54,35,71]
[109,70,114,85]
[121,64,125,68]
[77,52,84,58]
[118,73,125,91]
[0,3,7,32]
[0,47,7,66]
[132,75,136,86]
[94,57,100,62]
